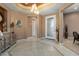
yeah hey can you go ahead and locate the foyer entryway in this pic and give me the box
[45,15,56,40]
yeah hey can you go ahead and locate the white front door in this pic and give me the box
[32,20,37,37]
[45,15,56,39]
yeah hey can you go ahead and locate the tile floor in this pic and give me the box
[63,38,79,55]
[0,37,78,56]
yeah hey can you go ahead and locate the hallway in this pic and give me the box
[1,37,78,56]
[0,3,79,56]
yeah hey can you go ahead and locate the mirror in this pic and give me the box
[16,20,22,28]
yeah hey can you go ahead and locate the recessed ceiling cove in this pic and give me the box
[3,3,64,15]
[17,3,48,10]
[20,3,43,7]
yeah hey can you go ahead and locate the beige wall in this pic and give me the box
[41,16,45,37]
[6,10,32,39]
[64,12,79,37]
[10,11,29,39]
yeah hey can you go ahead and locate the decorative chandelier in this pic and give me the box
[31,4,39,15]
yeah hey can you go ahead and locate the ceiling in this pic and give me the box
[3,3,64,16]
[64,3,79,14]
[20,3,43,7]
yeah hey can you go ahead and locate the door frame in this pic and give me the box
[32,18,37,37]
[45,15,56,39]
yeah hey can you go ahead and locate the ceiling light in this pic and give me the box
[31,4,39,15]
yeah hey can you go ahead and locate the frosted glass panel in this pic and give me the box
[47,17,56,38]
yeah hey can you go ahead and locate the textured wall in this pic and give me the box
[64,12,79,37]
[10,11,29,39]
